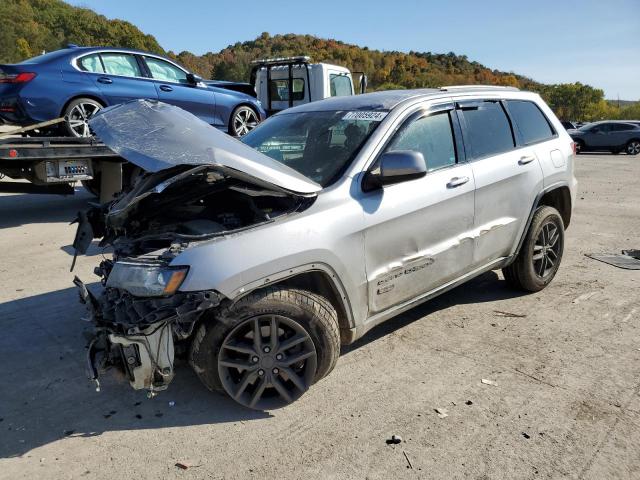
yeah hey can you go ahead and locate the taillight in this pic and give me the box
[571,142,576,156]
[0,72,37,83]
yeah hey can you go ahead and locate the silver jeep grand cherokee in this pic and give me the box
[74,87,576,409]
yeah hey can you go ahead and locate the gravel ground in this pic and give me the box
[0,153,639,480]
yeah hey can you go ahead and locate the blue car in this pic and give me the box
[0,45,265,137]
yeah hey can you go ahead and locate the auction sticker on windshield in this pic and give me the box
[342,111,388,121]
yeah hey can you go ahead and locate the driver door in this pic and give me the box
[360,106,476,315]
[141,55,217,125]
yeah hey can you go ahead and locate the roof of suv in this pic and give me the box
[279,86,523,114]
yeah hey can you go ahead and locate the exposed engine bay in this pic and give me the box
[72,100,320,397]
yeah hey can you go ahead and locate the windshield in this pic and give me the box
[578,123,594,131]
[241,110,386,187]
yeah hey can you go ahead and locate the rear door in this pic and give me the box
[78,52,158,105]
[457,99,544,267]
[361,104,476,314]
[141,55,217,125]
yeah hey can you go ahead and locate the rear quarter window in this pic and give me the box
[459,101,514,159]
[507,100,555,144]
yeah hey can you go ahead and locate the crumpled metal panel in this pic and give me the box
[89,99,321,194]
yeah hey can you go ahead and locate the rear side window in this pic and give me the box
[100,53,141,77]
[507,100,555,144]
[79,54,104,73]
[610,123,636,131]
[459,101,514,159]
[386,112,457,172]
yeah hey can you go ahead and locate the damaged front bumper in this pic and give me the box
[74,276,221,396]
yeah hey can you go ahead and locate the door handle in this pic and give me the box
[447,176,470,188]
[159,85,173,92]
[518,155,536,165]
[97,77,112,84]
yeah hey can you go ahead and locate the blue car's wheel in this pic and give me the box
[63,98,103,137]
[229,105,259,137]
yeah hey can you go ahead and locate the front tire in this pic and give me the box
[626,139,640,155]
[229,105,259,137]
[502,206,565,292]
[574,140,584,154]
[63,98,103,137]
[190,287,340,409]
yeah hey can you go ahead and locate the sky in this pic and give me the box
[67,0,640,100]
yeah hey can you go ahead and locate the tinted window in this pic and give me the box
[386,112,456,171]
[330,74,352,97]
[460,101,514,158]
[269,79,305,101]
[144,56,188,83]
[100,53,141,77]
[507,100,554,144]
[610,123,636,131]
[79,54,104,73]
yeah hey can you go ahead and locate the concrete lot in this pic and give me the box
[0,153,639,479]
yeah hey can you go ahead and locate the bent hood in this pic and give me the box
[89,99,320,195]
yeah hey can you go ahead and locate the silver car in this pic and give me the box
[74,87,577,409]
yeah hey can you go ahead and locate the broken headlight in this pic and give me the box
[106,262,188,297]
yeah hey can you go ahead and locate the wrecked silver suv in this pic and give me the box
[75,89,576,409]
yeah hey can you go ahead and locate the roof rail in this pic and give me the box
[440,85,520,92]
[250,56,311,66]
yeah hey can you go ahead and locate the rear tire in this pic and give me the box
[190,287,340,409]
[63,98,103,138]
[502,206,564,292]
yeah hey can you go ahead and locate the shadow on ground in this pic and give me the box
[0,185,93,228]
[0,270,524,458]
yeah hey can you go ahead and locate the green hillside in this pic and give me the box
[1,0,637,121]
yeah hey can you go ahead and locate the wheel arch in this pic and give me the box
[59,94,107,117]
[227,102,260,132]
[510,183,572,261]
[228,264,356,344]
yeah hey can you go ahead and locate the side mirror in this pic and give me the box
[186,73,202,85]
[362,150,427,192]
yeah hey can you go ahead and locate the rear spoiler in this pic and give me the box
[205,81,256,98]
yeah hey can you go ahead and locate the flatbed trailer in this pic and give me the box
[0,135,125,203]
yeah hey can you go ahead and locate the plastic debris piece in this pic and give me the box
[169,401,176,407]
[386,434,402,445]
[493,310,527,318]
[522,432,530,439]
[465,400,473,405]
[175,462,189,470]
[403,450,413,469]
[481,378,497,386]
[435,408,449,418]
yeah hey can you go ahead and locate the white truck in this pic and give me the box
[248,56,366,115]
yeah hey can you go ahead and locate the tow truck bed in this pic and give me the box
[0,135,122,202]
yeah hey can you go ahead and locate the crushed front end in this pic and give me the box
[74,255,221,397]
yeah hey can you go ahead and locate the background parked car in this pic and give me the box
[568,121,640,155]
[0,45,265,137]
[560,120,577,130]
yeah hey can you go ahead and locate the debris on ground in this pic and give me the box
[175,462,189,470]
[481,378,498,386]
[522,432,531,439]
[493,310,527,318]
[403,450,414,469]
[386,434,402,445]
[465,400,473,405]
[585,252,640,270]
[434,408,449,418]
[572,291,599,304]
[168,401,176,407]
